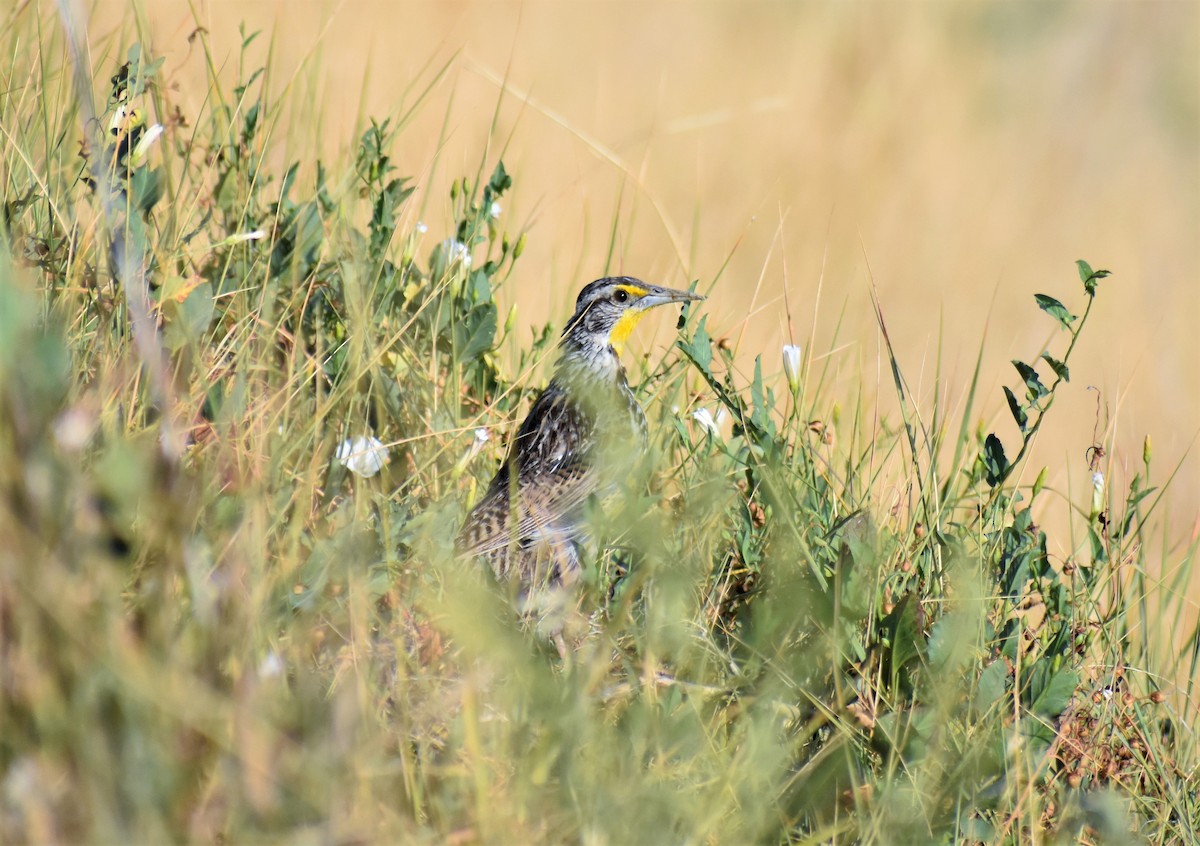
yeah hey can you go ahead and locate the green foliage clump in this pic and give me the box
[0,23,1195,846]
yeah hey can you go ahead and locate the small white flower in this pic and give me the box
[692,408,720,437]
[225,229,265,245]
[489,201,502,218]
[1090,469,1105,514]
[130,123,164,165]
[714,407,731,429]
[415,221,428,234]
[53,407,96,452]
[465,427,492,463]
[2,758,37,802]
[258,651,284,679]
[453,427,493,480]
[107,104,128,132]
[336,435,389,478]
[782,344,803,393]
[440,238,472,269]
[1102,687,1113,701]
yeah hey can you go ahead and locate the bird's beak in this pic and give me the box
[635,285,706,310]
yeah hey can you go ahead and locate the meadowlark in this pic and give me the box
[456,277,703,594]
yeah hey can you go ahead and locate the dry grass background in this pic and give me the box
[92,1,1196,616]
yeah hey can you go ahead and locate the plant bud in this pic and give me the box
[782,344,802,393]
[1090,470,1105,515]
[130,123,163,166]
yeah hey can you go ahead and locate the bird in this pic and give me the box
[456,276,704,598]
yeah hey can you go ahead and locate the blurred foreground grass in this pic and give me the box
[1,9,1198,845]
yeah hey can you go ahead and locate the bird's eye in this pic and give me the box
[613,289,629,304]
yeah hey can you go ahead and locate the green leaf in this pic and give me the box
[488,160,512,196]
[1076,259,1111,295]
[269,201,323,278]
[1074,789,1134,841]
[1040,353,1069,382]
[456,303,498,361]
[881,594,925,687]
[1125,485,1157,509]
[975,661,1009,714]
[129,166,162,215]
[162,281,215,351]
[95,439,154,519]
[1012,360,1048,403]
[1088,524,1108,564]
[983,434,1008,487]
[235,67,265,100]
[926,614,975,675]
[1027,666,1078,718]
[749,356,772,436]
[1000,547,1031,601]
[677,315,713,377]
[1033,293,1076,329]
[280,160,301,200]
[213,168,239,212]
[467,269,493,305]
[241,26,261,50]
[1003,386,1027,432]
[1032,466,1048,499]
[873,708,935,762]
[369,177,414,258]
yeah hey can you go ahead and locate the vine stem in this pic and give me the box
[989,290,1098,502]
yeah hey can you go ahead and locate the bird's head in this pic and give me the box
[562,277,704,364]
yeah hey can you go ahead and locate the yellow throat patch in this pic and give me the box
[607,284,650,355]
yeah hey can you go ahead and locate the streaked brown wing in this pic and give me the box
[455,382,598,561]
